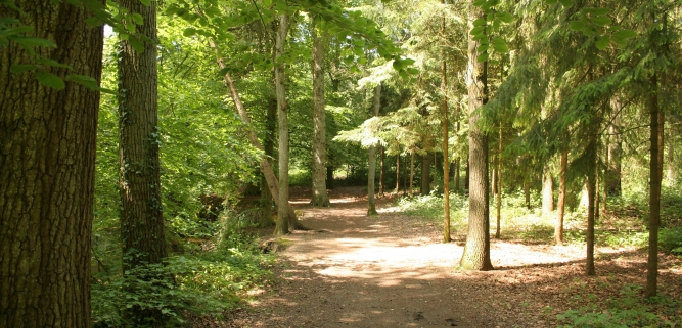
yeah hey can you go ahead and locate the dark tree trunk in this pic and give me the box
[395,153,400,194]
[524,180,531,209]
[459,1,492,271]
[260,95,277,226]
[379,145,384,198]
[495,125,502,239]
[646,69,663,298]
[606,96,623,196]
[420,154,431,195]
[0,2,103,326]
[118,0,169,324]
[454,157,461,194]
[409,152,415,197]
[310,15,330,207]
[464,155,470,191]
[585,133,598,276]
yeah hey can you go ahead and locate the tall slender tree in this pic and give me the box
[311,14,330,207]
[367,83,381,216]
[441,0,452,243]
[274,12,292,234]
[459,0,493,271]
[0,2,103,326]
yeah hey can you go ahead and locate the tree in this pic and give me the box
[459,0,493,271]
[274,12,292,235]
[0,1,103,326]
[555,150,567,245]
[542,169,554,215]
[367,83,381,216]
[441,0,451,244]
[117,0,169,323]
[311,14,331,207]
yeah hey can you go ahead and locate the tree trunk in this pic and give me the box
[464,156,470,191]
[441,2,451,243]
[395,153,400,194]
[409,152,415,197]
[379,145,384,198]
[667,124,675,182]
[0,2,102,326]
[209,47,301,228]
[367,83,381,216]
[274,13,291,235]
[585,134,598,276]
[260,95,277,227]
[420,154,431,195]
[310,15,330,207]
[495,125,502,239]
[646,69,663,298]
[524,180,531,209]
[555,150,567,245]
[459,1,493,271]
[454,157,461,194]
[606,96,623,196]
[542,169,554,215]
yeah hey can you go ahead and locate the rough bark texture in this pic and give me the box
[367,84,381,216]
[274,13,291,235]
[555,151,567,245]
[542,170,554,215]
[459,1,493,271]
[118,0,167,269]
[310,16,330,207]
[0,2,102,326]
[646,71,663,298]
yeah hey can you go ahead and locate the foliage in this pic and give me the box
[557,284,680,327]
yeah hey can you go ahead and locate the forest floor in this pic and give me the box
[218,186,681,328]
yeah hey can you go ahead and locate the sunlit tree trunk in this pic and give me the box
[459,1,493,271]
[542,169,554,215]
[395,153,400,194]
[555,150,567,245]
[367,83,381,216]
[274,13,291,234]
[311,14,330,207]
[0,2,102,326]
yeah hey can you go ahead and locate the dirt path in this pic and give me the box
[226,187,682,328]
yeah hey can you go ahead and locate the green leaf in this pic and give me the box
[139,0,151,5]
[497,11,514,24]
[473,18,487,27]
[545,0,558,4]
[592,16,611,27]
[132,13,143,26]
[10,64,37,73]
[13,37,57,49]
[595,37,609,50]
[492,37,508,53]
[35,71,65,90]
[65,74,100,90]
[183,28,196,37]
[129,37,144,53]
[612,29,637,45]
[569,20,586,32]
[477,52,489,63]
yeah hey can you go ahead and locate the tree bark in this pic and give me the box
[646,69,663,298]
[409,152,415,197]
[0,2,102,326]
[542,169,554,215]
[495,125,502,239]
[555,150,567,245]
[420,154,431,195]
[459,1,493,271]
[606,96,623,196]
[260,95,277,226]
[441,0,451,243]
[310,15,330,207]
[585,133,598,276]
[274,13,291,234]
[117,1,169,324]
[379,145,384,198]
[395,153,400,194]
[667,124,675,182]
[367,83,381,216]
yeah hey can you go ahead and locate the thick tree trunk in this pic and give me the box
[555,151,567,245]
[367,83,381,216]
[118,1,169,324]
[310,15,330,207]
[542,169,554,215]
[420,154,431,195]
[0,2,102,326]
[274,13,291,234]
[646,71,663,298]
[459,1,493,271]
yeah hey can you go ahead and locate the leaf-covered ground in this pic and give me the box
[210,187,681,327]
